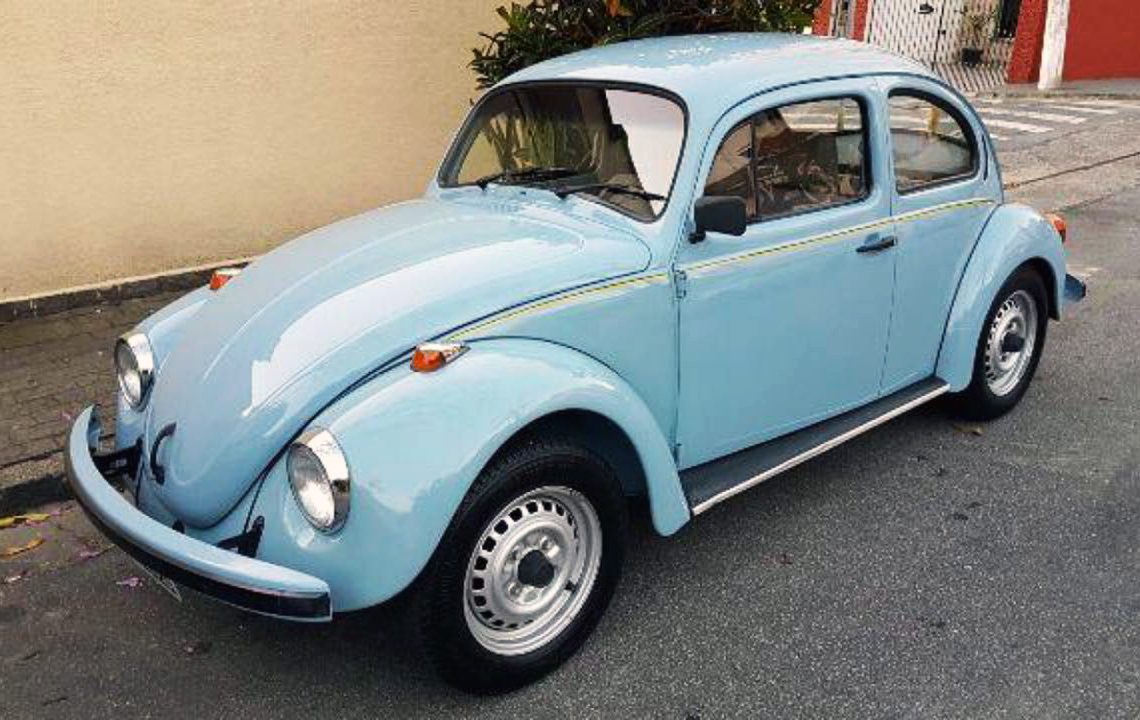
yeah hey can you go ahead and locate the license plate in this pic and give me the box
[132,559,183,602]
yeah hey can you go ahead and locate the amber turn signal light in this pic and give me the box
[209,267,242,291]
[1045,213,1067,243]
[411,342,468,373]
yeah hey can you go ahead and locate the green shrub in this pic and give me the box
[472,0,823,89]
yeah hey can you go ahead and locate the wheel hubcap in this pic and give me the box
[984,289,1038,397]
[463,486,602,656]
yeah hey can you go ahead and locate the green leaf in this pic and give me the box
[470,0,825,88]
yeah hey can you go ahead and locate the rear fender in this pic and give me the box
[252,337,688,611]
[937,203,1066,391]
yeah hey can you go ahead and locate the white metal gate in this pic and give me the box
[864,0,1020,93]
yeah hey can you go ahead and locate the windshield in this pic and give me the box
[440,84,686,221]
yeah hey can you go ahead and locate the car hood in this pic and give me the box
[145,197,650,527]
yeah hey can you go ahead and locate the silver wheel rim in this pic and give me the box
[463,486,603,656]
[984,289,1038,397]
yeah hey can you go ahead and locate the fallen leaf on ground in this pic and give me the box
[952,422,984,437]
[4,570,29,584]
[116,576,144,589]
[0,513,52,530]
[1,537,45,558]
[78,546,111,561]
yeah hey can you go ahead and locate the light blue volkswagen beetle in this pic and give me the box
[66,34,1086,692]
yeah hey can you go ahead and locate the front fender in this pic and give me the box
[252,338,688,611]
[937,203,1066,391]
[115,287,212,451]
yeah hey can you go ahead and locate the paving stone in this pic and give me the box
[0,291,183,468]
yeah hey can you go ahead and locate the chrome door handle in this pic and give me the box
[856,235,898,254]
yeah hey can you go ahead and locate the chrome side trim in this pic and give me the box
[683,197,995,277]
[690,383,951,515]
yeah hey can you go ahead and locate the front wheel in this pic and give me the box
[414,437,627,694]
[951,266,1049,420]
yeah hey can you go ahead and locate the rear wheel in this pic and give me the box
[951,266,1049,420]
[414,437,627,694]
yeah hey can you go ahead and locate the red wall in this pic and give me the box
[810,0,869,39]
[1007,0,1048,83]
[852,0,869,40]
[1064,0,1140,80]
[812,1,832,35]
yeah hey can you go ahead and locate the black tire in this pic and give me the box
[950,265,1049,421]
[414,436,628,694]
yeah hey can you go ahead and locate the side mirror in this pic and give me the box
[691,196,747,242]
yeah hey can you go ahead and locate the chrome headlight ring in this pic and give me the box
[287,428,351,533]
[114,332,156,410]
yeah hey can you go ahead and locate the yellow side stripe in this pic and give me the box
[685,197,995,276]
[448,272,670,340]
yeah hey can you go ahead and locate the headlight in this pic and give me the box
[114,333,156,410]
[287,428,351,533]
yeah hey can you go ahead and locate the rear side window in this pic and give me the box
[888,93,977,193]
[705,97,868,221]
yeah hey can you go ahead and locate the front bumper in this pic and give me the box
[1064,273,1087,306]
[65,406,332,621]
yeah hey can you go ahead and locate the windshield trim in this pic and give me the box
[437,79,690,224]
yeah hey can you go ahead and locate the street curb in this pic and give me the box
[1004,150,1140,191]
[1,257,254,323]
[973,90,1140,101]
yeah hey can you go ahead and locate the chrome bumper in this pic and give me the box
[65,407,332,621]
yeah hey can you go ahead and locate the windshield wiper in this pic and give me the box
[470,166,577,190]
[552,182,666,202]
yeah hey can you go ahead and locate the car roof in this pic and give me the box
[500,33,937,113]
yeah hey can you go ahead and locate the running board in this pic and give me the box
[682,378,949,515]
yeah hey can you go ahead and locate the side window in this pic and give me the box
[704,121,757,217]
[888,93,977,193]
[704,97,868,222]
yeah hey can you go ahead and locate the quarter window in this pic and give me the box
[704,97,868,221]
[888,93,977,193]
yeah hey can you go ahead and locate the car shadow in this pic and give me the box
[107,399,965,716]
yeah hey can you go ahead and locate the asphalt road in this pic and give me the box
[972,95,1140,152]
[3,152,1139,719]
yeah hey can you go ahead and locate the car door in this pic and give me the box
[877,77,1000,393]
[676,79,896,468]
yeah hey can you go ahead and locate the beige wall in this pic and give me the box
[0,0,500,300]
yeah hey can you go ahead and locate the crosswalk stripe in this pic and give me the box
[1066,99,1140,110]
[980,107,1086,124]
[1043,103,1118,115]
[979,117,1051,133]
